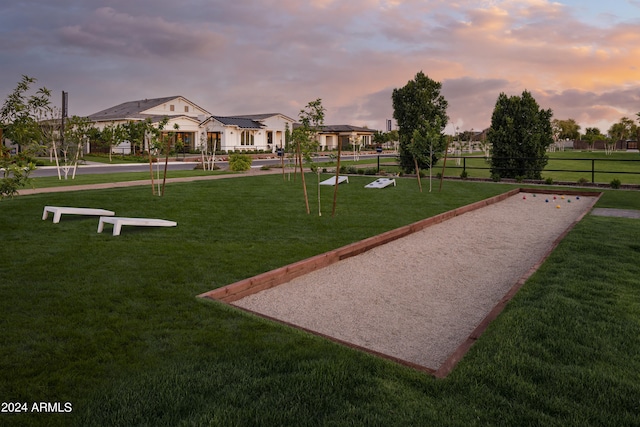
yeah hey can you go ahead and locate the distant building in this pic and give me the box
[294,124,375,150]
[87,96,295,154]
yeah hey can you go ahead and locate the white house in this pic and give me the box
[294,124,375,151]
[87,96,296,154]
[200,113,295,153]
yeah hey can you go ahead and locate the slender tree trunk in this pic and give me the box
[331,141,342,217]
[317,169,321,216]
[72,143,82,180]
[297,141,309,214]
[439,139,450,192]
[149,149,155,195]
[52,141,61,180]
[414,156,422,193]
[161,139,171,196]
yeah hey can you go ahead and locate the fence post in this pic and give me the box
[463,157,467,174]
[592,159,595,183]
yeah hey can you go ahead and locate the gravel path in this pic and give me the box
[233,193,597,371]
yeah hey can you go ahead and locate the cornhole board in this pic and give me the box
[365,178,396,189]
[43,206,115,224]
[98,216,177,236]
[319,176,349,186]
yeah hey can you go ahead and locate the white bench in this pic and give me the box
[43,206,116,224]
[97,216,177,236]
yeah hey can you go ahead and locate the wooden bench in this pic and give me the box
[43,206,116,224]
[97,216,177,236]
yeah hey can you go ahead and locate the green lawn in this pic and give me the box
[317,151,640,185]
[1,175,639,426]
[28,169,232,189]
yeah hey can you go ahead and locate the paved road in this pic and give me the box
[30,154,397,178]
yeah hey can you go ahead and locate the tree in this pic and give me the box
[295,99,325,215]
[608,117,635,142]
[100,123,126,162]
[60,115,93,179]
[488,90,553,180]
[122,119,153,156]
[552,118,580,140]
[38,106,62,165]
[160,121,179,196]
[1,75,51,154]
[0,75,51,198]
[583,127,605,152]
[392,71,448,173]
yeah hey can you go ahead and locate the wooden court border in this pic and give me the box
[199,188,602,377]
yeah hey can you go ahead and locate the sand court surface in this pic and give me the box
[230,192,599,373]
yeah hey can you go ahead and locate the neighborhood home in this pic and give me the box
[314,125,375,151]
[87,96,377,155]
[87,96,296,154]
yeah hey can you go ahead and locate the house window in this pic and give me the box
[241,130,254,146]
[170,105,175,112]
[184,106,189,113]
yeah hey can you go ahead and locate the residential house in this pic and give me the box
[87,96,209,154]
[294,124,375,151]
[87,96,296,154]
[201,113,295,153]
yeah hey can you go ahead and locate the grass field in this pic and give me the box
[1,174,639,426]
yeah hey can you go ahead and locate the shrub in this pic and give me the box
[460,170,468,180]
[363,168,377,175]
[610,178,622,189]
[1,161,34,199]
[577,177,589,185]
[228,153,252,172]
[545,177,554,185]
[491,173,501,182]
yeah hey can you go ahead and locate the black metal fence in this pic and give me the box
[445,156,640,183]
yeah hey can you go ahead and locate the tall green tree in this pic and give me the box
[488,90,553,180]
[608,117,636,142]
[1,75,51,154]
[392,71,448,173]
[100,123,126,162]
[583,127,605,151]
[552,118,581,140]
[0,76,51,197]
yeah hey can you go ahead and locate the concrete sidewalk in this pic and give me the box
[18,167,285,196]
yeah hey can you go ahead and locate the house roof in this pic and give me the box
[293,124,375,133]
[210,116,266,129]
[320,125,374,133]
[234,113,296,122]
[87,96,210,122]
[87,96,180,121]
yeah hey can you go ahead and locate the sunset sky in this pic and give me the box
[1,0,639,134]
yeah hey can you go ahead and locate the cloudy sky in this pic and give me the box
[1,0,639,134]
